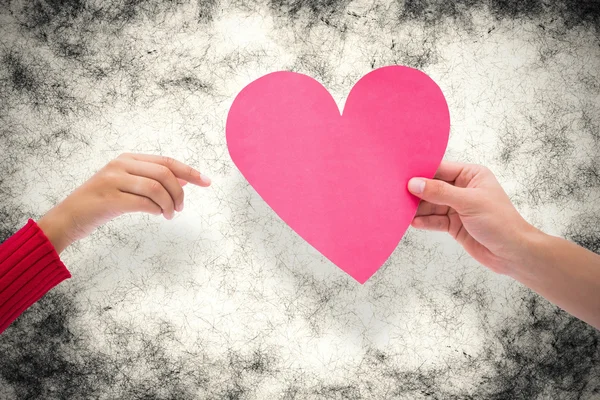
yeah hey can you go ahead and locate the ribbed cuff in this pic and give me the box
[0,219,71,333]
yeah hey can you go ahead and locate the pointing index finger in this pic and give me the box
[126,154,211,187]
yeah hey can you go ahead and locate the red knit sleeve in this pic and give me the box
[0,219,71,334]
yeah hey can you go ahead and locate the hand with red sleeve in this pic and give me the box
[37,153,211,254]
[0,153,211,333]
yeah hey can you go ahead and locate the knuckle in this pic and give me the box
[140,197,160,214]
[107,158,123,170]
[186,165,196,179]
[468,163,491,177]
[478,165,492,176]
[99,169,119,184]
[463,163,478,176]
[148,180,163,194]
[158,165,172,180]
[161,156,175,167]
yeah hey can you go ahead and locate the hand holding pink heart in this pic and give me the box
[226,66,450,283]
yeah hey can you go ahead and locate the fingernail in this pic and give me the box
[179,200,184,211]
[408,178,425,194]
[200,174,211,185]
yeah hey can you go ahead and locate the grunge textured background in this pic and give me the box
[1,0,599,398]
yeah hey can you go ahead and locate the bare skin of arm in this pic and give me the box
[408,161,600,330]
[512,230,600,329]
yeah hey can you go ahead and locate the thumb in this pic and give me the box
[408,178,473,212]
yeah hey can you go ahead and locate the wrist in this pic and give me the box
[37,204,77,254]
[504,224,550,283]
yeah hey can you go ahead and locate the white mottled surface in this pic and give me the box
[1,0,599,398]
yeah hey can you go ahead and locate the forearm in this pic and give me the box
[508,229,600,329]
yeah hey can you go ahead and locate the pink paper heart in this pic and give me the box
[226,66,450,283]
